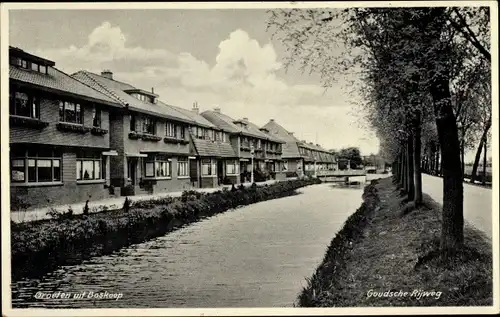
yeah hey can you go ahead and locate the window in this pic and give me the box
[142,117,156,134]
[155,161,170,177]
[21,59,28,69]
[242,137,249,147]
[40,65,47,74]
[92,106,101,127]
[76,153,102,181]
[10,89,40,119]
[197,127,204,139]
[59,101,82,124]
[11,159,25,182]
[283,160,288,171]
[130,114,136,131]
[11,149,62,183]
[178,157,189,177]
[203,129,210,140]
[10,57,22,67]
[257,140,262,149]
[166,122,176,138]
[31,62,39,71]
[179,126,185,139]
[202,159,216,176]
[226,160,239,175]
[145,162,155,177]
[145,155,171,178]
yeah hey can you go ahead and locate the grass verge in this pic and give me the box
[298,177,492,307]
[11,178,320,282]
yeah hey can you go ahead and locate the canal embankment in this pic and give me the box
[11,178,320,282]
[298,177,493,307]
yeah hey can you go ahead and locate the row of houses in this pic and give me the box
[8,47,337,209]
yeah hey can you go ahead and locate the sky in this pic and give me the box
[10,9,382,156]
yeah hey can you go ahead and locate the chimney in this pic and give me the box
[151,87,154,94]
[242,117,249,123]
[214,107,221,113]
[101,70,113,80]
[192,101,199,114]
[270,119,275,122]
[288,132,294,136]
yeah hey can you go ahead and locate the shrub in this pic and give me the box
[83,200,90,215]
[122,185,135,196]
[123,197,131,213]
[285,171,298,178]
[11,196,31,211]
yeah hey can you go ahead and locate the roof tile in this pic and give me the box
[10,66,119,106]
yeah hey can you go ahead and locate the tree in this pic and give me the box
[267,6,491,256]
[338,147,362,168]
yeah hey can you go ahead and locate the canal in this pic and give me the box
[12,178,374,308]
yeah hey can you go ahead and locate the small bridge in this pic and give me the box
[316,169,367,183]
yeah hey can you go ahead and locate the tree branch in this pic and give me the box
[448,8,491,62]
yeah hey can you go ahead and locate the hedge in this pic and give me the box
[11,178,321,281]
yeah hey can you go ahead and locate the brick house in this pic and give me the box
[201,109,286,182]
[9,47,122,209]
[170,103,239,187]
[262,119,337,177]
[71,70,206,195]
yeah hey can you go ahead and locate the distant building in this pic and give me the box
[261,119,337,176]
[201,109,286,183]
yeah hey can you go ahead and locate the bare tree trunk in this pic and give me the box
[430,76,464,253]
[471,117,491,183]
[430,144,435,174]
[461,139,465,180]
[435,144,440,176]
[407,134,415,201]
[413,112,423,205]
[402,145,407,191]
[482,134,488,185]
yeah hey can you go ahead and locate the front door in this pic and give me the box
[129,159,137,185]
[217,160,224,185]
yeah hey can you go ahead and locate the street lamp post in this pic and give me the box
[250,145,255,183]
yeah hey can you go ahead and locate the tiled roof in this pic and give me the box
[71,71,192,124]
[245,120,285,144]
[192,139,237,158]
[201,111,284,143]
[262,119,336,162]
[10,65,119,107]
[262,120,301,158]
[169,106,218,129]
[200,111,241,133]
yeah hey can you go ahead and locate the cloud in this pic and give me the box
[34,22,177,74]
[33,22,379,154]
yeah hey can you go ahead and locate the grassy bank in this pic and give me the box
[298,177,492,307]
[11,179,320,282]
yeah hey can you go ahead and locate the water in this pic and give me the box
[11,176,382,308]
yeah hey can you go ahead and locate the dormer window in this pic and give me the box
[10,56,49,74]
[9,47,54,75]
[124,88,159,104]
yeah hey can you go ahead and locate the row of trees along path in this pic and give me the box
[267,7,491,259]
